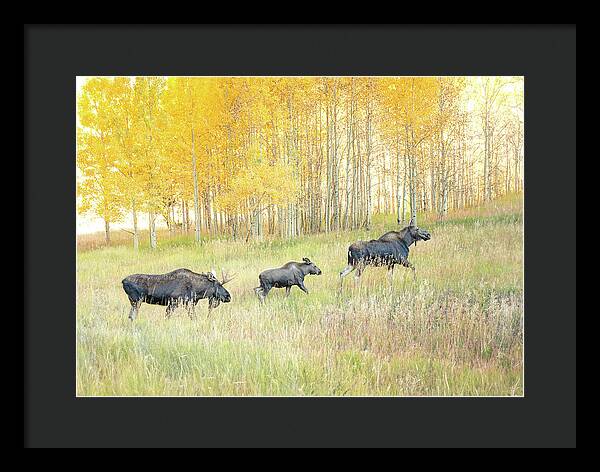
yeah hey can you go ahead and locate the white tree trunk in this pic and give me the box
[149,211,157,249]
[132,202,139,250]
[191,125,201,244]
[104,220,110,245]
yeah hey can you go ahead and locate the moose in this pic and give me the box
[339,218,431,282]
[122,268,235,321]
[254,257,322,301]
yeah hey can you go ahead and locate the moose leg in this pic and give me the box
[387,264,395,282]
[208,298,220,312]
[354,263,365,281]
[401,259,416,281]
[339,264,355,278]
[128,300,141,321]
[258,285,271,302]
[186,302,196,319]
[339,264,355,292]
[165,303,176,319]
[285,286,291,297]
[298,282,309,294]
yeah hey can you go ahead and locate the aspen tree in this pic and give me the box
[77,76,523,242]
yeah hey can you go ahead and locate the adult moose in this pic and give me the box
[122,268,235,321]
[339,217,431,283]
[254,257,322,302]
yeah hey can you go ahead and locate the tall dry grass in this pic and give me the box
[76,193,523,396]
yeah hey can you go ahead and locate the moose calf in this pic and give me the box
[254,257,322,302]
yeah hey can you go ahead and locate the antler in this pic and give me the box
[409,213,416,227]
[221,268,236,285]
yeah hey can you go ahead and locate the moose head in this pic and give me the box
[406,216,431,243]
[302,257,322,275]
[207,268,235,307]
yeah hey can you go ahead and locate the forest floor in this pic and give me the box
[76,193,523,396]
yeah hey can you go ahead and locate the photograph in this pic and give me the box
[76,75,525,397]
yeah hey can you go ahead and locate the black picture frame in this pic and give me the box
[24,24,576,448]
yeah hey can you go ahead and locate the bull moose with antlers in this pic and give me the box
[122,268,235,320]
[339,217,431,283]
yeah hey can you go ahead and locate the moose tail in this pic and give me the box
[347,244,364,266]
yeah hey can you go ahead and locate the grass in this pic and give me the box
[76,193,523,396]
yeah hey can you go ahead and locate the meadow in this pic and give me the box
[76,193,523,396]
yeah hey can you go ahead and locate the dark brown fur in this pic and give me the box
[254,257,322,301]
[122,268,231,320]
[340,224,431,281]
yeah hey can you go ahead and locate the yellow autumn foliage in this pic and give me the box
[77,76,524,244]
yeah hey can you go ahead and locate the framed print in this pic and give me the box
[24,24,576,448]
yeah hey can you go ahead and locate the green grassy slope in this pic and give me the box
[76,193,523,396]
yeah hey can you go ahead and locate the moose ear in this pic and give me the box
[408,216,416,227]
[302,257,311,263]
